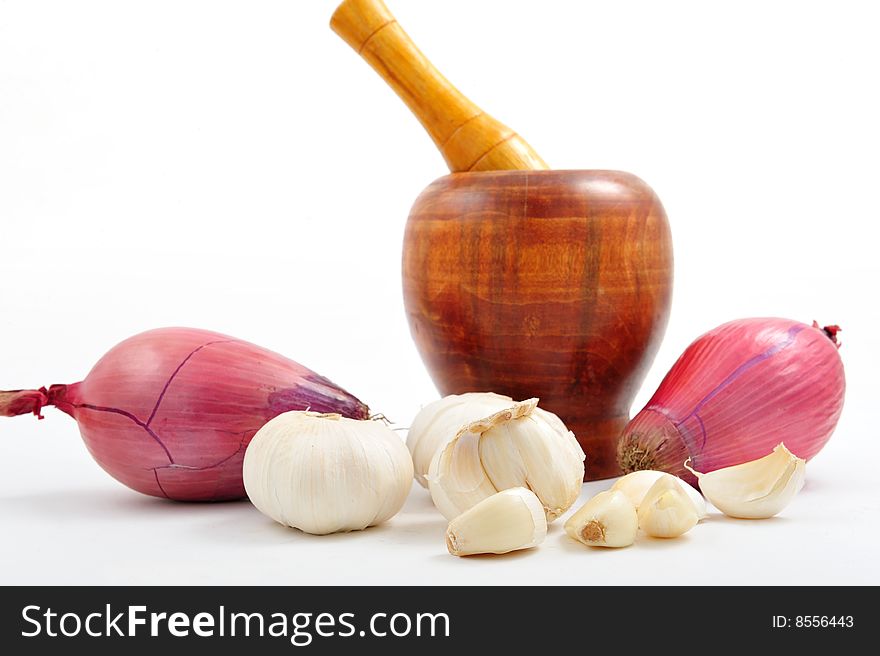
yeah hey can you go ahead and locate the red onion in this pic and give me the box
[0,327,369,501]
[616,318,845,484]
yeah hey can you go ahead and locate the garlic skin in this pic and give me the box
[611,470,708,519]
[637,475,699,538]
[243,412,414,535]
[446,487,547,556]
[685,443,805,519]
[564,490,638,548]
[407,392,515,487]
[428,399,585,521]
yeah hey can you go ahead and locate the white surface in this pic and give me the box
[1,0,878,585]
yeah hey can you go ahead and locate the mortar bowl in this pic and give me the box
[402,169,673,479]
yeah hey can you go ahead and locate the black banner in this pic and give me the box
[0,586,867,653]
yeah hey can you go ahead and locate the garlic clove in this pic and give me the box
[564,490,638,548]
[407,392,515,488]
[427,426,500,521]
[611,470,708,519]
[478,404,585,522]
[684,443,806,519]
[445,487,547,557]
[428,399,585,521]
[637,475,699,538]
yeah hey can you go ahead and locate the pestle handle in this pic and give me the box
[330,0,548,172]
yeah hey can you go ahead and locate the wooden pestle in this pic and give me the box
[331,0,548,172]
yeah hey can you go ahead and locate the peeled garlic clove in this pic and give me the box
[428,399,585,521]
[564,490,638,548]
[637,475,699,538]
[407,392,515,488]
[684,443,805,519]
[446,487,547,557]
[611,470,708,519]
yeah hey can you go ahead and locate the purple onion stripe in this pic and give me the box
[75,403,174,463]
[652,325,806,451]
[145,340,235,427]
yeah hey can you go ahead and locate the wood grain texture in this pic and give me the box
[330,0,548,172]
[403,170,673,479]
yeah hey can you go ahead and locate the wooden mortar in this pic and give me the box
[332,0,673,478]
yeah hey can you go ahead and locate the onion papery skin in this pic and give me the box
[616,318,845,485]
[1,328,369,501]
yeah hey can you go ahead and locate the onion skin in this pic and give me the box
[0,328,369,501]
[617,318,845,485]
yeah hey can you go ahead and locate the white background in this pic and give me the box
[1,0,878,584]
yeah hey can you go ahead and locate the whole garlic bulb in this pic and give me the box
[243,411,414,535]
[428,399,585,521]
[407,392,520,487]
